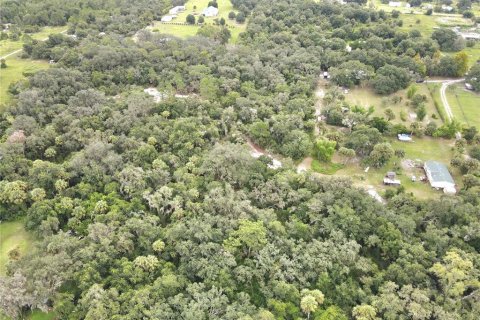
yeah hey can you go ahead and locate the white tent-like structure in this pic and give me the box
[203,6,219,17]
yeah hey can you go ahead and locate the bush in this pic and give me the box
[228,11,236,20]
[470,146,480,160]
[186,14,195,25]
[236,12,246,23]
[425,9,433,15]
[463,11,474,19]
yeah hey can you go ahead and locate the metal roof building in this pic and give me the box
[424,161,456,193]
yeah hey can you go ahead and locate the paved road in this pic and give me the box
[0,29,68,60]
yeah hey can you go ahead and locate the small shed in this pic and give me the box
[424,161,456,193]
[384,172,401,185]
[388,1,402,7]
[465,83,473,90]
[322,71,330,79]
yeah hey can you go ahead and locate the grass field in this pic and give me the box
[0,26,66,57]
[0,26,65,110]
[29,311,56,320]
[0,58,49,109]
[345,84,442,126]
[335,137,458,199]
[399,13,472,37]
[446,84,480,129]
[148,0,246,43]
[457,43,480,68]
[0,220,33,275]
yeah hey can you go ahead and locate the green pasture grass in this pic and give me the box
[0,26,66,57]
[0,57,50,110]
[0,220,34,275]
[446,84,480,129]
[344,84,442,126]
[311,159,345,174]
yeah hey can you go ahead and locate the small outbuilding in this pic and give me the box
[397,133,412,142]
[424,161,456,193]
[465,83,474,90]
[203,6,219,17]
[161,15,173,22]
[384,172,401,185]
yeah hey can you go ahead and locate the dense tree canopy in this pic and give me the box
[0,0,479,319]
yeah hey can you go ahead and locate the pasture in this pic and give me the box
[446,84,480,129]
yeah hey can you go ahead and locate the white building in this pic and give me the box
[397,134,412,142]
[203,6,219,17]
[441,5,453,12]
[388,1,402,7]
[424,161,456,193]
[161,15,173,22]
[169,5,186,15]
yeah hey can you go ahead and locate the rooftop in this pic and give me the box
[424,161,454,184]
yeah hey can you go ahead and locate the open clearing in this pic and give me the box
[0,26,66,57]
[400,13,472,37]
[0,26,65,109]
[344,84,443,126]
[335,137,458,199]
[0,58,49,109]
[0,220,33,275]
[148,0,246,43]
[446,84,480,129]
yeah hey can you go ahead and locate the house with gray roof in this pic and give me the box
[424,161,456,193]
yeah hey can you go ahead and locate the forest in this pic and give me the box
[0,0,479,319]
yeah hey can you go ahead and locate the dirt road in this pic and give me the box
[438,79,465,121]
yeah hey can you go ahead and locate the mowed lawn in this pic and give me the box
[0,26,66,57]
[0,26,67,110]
[344,84,442,126]
[0,57,50,109]
[446,84,480,129]
[149,0,246,43]
[335,137,458,199]
[0,220,34,275]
